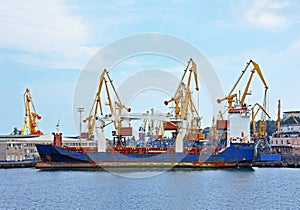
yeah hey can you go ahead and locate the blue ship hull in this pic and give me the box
[35,143,254,169]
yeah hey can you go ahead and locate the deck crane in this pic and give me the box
[84,69,131,139]
[164,58,203,140]
[217,60,268,110]
[21,88,43,135]
[250,103,271,137]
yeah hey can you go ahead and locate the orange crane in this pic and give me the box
[164,58,203,140]
[84,69,131,139]
[21,88,43,135]
[250,103,271,137]
[164,58,199,120]
[217,60,268,110]
[217,60,269,141]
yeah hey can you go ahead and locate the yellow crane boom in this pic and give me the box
[164,58,203,140]
[164,58,199,120]
[250,103,271,124]
[240,60,268,105]
[250,103,271,137]
[283,112,299,124]
[21,88,43,135]
[84,69,131,139]
[217,60,268,109]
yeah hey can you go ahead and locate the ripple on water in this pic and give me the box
[0,168,299,210]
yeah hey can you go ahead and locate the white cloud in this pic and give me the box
[243,0,291,31]
[49,45,100,69]
[0,0,90,52]
[0,0,95,69]
[1,45,100,70]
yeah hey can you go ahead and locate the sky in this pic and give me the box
[1,0,300,136]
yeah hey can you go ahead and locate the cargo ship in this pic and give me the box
[35,106,254,170]
[35,59,256,170]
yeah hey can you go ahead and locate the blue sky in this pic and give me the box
[1,0,300,135]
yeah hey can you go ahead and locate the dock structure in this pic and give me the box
[254,154,300,168]
[0,134,97,168]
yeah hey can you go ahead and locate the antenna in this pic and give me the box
[56,120,60,133]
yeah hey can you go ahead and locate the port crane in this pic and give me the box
[215,60,268,145]
[217,110,225,120]
[164,58,203,140]
[250,103,271,137]
[84,69,131,139]
[217,60,269,137]
[283,112,300,124]
[21,88,43,135]
[217,60,268,110]
[164,58,199,119]
[209,116,218,139]
[208,109,227,140]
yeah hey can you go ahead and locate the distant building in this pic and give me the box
[0,134,96,162]
[271,124,300,155]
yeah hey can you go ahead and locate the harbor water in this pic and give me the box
[0,168,299,209]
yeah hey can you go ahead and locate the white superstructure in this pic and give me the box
[227,106,251,143]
